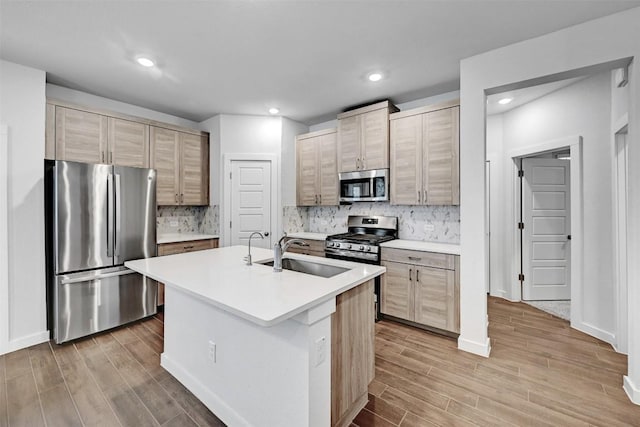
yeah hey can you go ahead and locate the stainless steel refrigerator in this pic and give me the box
[45,160,158,344]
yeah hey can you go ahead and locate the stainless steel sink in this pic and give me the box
[258,258,349,278]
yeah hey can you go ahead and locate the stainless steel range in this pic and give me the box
[324,215,398,264]
[325,215,398,320]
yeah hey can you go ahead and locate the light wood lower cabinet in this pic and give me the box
[381,247,459,334]
[332,279,374,427]
[156,238,218,305]
[283,237,325,257]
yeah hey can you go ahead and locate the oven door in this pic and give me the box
[339,169,388,202]
[325,251,382,321]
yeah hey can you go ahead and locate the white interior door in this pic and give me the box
[230,160,272,249]
[522,158,571,300]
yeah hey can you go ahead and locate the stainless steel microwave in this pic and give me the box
[339,169,389,202]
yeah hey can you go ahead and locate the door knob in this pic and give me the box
[567,235,571,240]
[264,232,270,236]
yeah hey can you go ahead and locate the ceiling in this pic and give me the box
[1,1,638,125]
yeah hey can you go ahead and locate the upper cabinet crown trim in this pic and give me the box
[337,100,399,120]
[296,128,337,140]
[390,99,460,121]
[47,98,207,137]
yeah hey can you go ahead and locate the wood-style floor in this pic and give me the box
[1,297,639,426]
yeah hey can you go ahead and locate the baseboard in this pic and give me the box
[572,321,616,347]
[3,330,50,354]
[161,353,251,427]
[623,376,640,405]
[457,336,491,357]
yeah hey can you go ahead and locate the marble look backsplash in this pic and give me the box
[157,205,219,235]
[283,203,459,244]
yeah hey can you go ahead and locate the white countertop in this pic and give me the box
[157,233,219,244]
[126,246,384,327]
[380,239,461,255]
[285,232,328,241]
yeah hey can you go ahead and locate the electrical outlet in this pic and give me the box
[208,341,216,363]
[423,224,435,232]
[315,336,326,367]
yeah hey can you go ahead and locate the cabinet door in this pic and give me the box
[296,136,319,206]
[180,133,209,205]
[380,261,413,321]
[390,115,422,205]
[318,132,338,205]
[423,106,459,205]
[414,266,456,332]
[108,118,149,168]
[337,115,360,172]
[360,108,389,170]
[55,106,108,163]
[150,127,180,205]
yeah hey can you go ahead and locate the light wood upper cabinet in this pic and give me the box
[108,118,149,168]
[390,101,460,205]
[55,107,151,167]
[380,247,459,334]
[151,126,209,206]
[45,103,56,160]
[180,132,209,205]
[337,101,398,173]
[55,106,108,163]
[296,128,338,206]
[150,127,180,205]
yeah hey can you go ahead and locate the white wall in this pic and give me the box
[459,7,640,403]
[281,118,309,207]
[0,60,49,353]
[487,73,616,338]
[47,84,202,130]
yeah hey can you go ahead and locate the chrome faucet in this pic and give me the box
[244,232,265,265]
[273,234,308,272]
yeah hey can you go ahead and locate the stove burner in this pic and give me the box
[325,215,398,263]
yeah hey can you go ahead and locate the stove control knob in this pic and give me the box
[327,242,333,248]
[359,245,364,250]
[347,244,352,250]
[366,246,372,252]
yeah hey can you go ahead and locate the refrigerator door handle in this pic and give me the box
[115,173,122,259]
[106,173,114,257]
[59,268,137,285]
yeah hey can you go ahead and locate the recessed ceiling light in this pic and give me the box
[268,107,280,115]
[498,97,513,105]
[368,72,383,82]
[136,57,155,67]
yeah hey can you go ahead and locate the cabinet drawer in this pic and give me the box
[158,238,217,256]
[381,247,454,270]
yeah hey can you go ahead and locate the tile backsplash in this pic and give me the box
[157,205,219,235]
[283,203,459,244]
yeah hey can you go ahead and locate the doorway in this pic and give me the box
[222,154,279,249]
[614,118,629,353]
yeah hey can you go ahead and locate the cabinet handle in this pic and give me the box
[319,194,322,204]
[183,245,194,250]
[175,193,178,203]
[418,191,421,203]
[424,190,427,204]
[101,152,105,163]
[416,269,420,283]
[408,256,422,261]
[409,268,413,281]
[362,157,365,169]
[356,158,360,170]
[180,194,184,203]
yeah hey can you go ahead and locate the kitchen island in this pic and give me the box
[126,245,385,427]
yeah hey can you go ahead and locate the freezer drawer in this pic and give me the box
[54,267,157,344]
